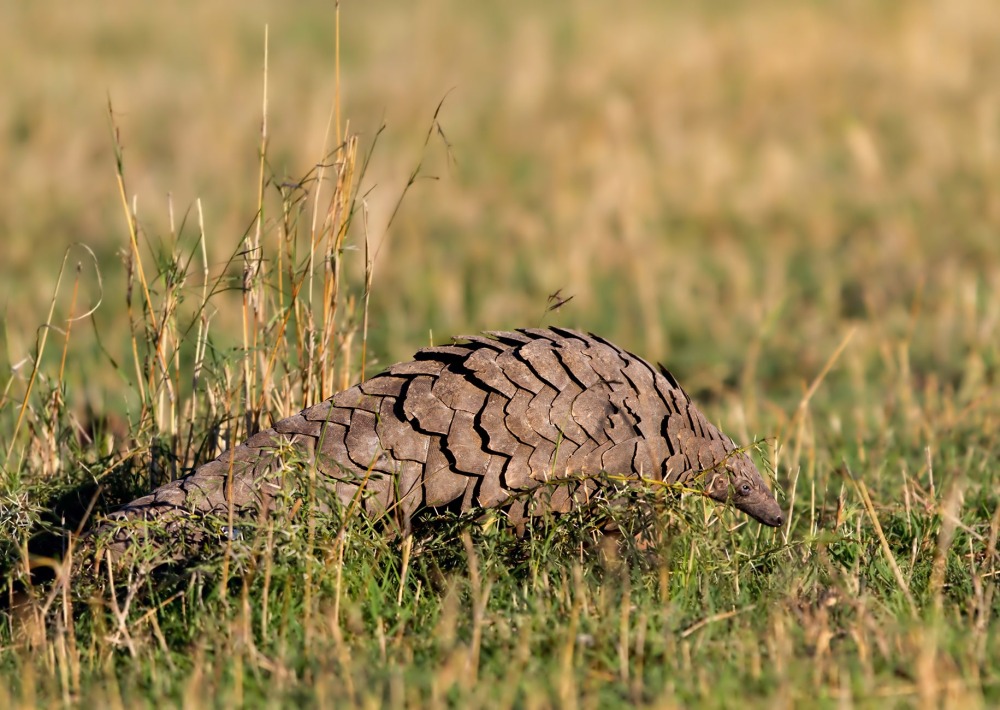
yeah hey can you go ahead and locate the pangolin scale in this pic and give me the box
[95,328,783,559]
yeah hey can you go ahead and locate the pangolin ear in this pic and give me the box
[712,472,730,493]
[705,468,731,499]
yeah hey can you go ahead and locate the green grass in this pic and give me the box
[2,0,1000,706]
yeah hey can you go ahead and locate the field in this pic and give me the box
[2,0,1000,706]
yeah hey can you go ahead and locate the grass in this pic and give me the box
[2,0,1000,706]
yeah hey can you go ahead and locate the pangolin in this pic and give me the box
[92,328,782,561]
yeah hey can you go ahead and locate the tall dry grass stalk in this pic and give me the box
[86,25,375,492]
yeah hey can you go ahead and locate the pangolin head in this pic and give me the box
[702,448,784,527]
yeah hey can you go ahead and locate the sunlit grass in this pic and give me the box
[1,0,1000,706]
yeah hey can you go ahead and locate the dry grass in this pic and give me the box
[1,0,1000,706]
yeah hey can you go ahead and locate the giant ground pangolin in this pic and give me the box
[92,328,783,562]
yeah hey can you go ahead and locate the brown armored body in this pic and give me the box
[96,328,782,559]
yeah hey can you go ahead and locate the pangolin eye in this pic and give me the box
[738,483,752,496]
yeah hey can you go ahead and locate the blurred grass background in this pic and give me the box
[5,0,998,401]
[2,0,1000,704]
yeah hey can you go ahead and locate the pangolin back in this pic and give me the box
[96,328,782,558]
